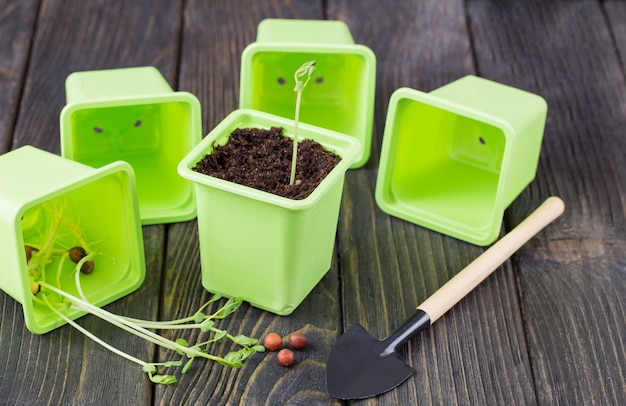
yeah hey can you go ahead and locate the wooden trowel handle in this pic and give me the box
[417,196,565,324]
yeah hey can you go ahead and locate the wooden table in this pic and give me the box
[1,1,624,404]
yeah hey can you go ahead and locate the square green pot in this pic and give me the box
[240,18,376,168]
[0,146,145,334]
[375,76,547,246]
[178,109,361,315]
[60,66,202,225]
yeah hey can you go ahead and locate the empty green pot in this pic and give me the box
[376,76,547,245]
[60,66,202,225]
[240,18,376,168]
[0,146,145,334]
[178,109,361,315]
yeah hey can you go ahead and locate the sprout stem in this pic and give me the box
[289,60,316,185]
[73,252,97,302]
[42,294,147,367]
[119,299,214,327]
[56,252,69,294]
[38,281,248,367]
[290,89,303,185]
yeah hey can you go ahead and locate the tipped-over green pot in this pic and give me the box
[0,146,145,334]
[376,76,547,245]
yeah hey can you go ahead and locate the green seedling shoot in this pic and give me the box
[25,196,264,385]
[290,60,316,186]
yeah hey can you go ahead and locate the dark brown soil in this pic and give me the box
[192,127,341,200]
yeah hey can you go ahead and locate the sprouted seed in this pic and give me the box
[68,246,87,263]
[68,246,95,274]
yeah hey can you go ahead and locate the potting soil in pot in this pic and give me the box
[192,127,340,200]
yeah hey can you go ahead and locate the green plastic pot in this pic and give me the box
[60,66,202,225]
[0,146,145,334]
[178,109,361,315]
[240,18,376,168]
[376,76,547,245]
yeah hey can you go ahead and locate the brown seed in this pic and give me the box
[80,260,95,274]
[68,246,94,274]
[24,245,39,262]
[263,332,283,351]
[68,246,87,263]
[288,332,308,350]
[276,348,295,366]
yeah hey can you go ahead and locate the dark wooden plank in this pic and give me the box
[605,0,626,73]
[0,0,38,153]
[330,0,536,404]
[466,0,626,404]
[10,0,183,153]
[0,0,182,404]
[154,1,343,405]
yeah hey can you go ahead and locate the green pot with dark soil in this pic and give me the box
[240,18,376,168]
[0,146,145,334]
[178,109,361,315]
[60,66,202,225]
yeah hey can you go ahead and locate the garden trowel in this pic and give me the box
[326,196,565,400]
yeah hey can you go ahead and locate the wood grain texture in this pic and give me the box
[330,0,535,405]
[1,1,624,405]
[0,0,38,152]
[466,0,626,404]
[11,0,183,152]
[0,0,180,404]
[605,0,626,73]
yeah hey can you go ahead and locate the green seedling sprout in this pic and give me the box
[25,196,264,384]
[290,60,316,186]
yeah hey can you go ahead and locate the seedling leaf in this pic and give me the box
[200,319,215,332]
[182,358,195,374]
[149,374,178,385]
[207,329,227,344]
[232,335,258,347]
[175,338,189,355]
[193,312,206,324]
[212,297,242,319]
[143,364,157,374]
